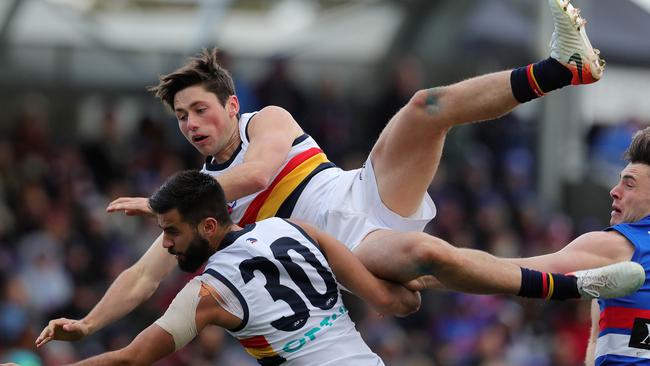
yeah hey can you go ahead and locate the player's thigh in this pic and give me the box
[369,90,449,215]
[370,91,448,168]
[353,229,452,283]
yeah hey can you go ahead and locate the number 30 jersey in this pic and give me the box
[197,217,383,366]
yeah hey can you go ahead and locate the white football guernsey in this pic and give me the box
[200,112,338,227]
[197,218,383,366]
[200,112,436,251]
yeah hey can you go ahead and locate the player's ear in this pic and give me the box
[199,217,218,237]
[227,95,239,117]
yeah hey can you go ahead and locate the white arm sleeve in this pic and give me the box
[154,278,201,351]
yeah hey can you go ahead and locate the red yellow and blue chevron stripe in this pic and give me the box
[239,335,286,365]
[238,147,331,226]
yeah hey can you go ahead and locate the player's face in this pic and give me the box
[158,209,211,273]
[173,85,239,158]
[609,163,650,225]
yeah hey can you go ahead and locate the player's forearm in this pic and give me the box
[339,267,418,316]
[82,265,158,335]
[319,234,417,316]
[73,324,174,366]
[69,349,134,366]
[70,348,153,366]
[83,234,176,334]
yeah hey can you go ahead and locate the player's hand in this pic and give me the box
[404,275,443,291]
[106,197,154,217]
[35,318,91,348]
[377,280,421,317]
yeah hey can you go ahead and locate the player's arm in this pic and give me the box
[584,299,600,366]
[67,323,175,366]
[215,105,303,201]
[292,220,421,317]
[69,278,239,365]
[36,234,176,347]
[506,230,635,273]
[106,106,302,215]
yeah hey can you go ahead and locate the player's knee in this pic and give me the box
[406,233,458,271]
[409,87,445,109]
[407,88,452,128]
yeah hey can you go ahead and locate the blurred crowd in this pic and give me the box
[0,55,637,366]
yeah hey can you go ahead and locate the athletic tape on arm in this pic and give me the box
[154,278,201,350]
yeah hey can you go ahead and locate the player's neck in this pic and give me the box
[213,223,241,251]
[211,119,241,163]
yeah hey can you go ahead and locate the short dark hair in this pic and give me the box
[624,127,650,167]
[148,48,236,110]
[149,170,232,226]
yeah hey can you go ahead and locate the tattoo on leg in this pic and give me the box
[425,88,442,115]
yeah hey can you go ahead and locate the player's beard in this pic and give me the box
[177,234,212,273]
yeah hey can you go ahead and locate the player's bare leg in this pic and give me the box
[369,72,516,217]
[370,0,605,218]
[356,229,521,295]
[355,229,645,300]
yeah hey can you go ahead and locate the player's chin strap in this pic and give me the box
[155,279,201,350]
